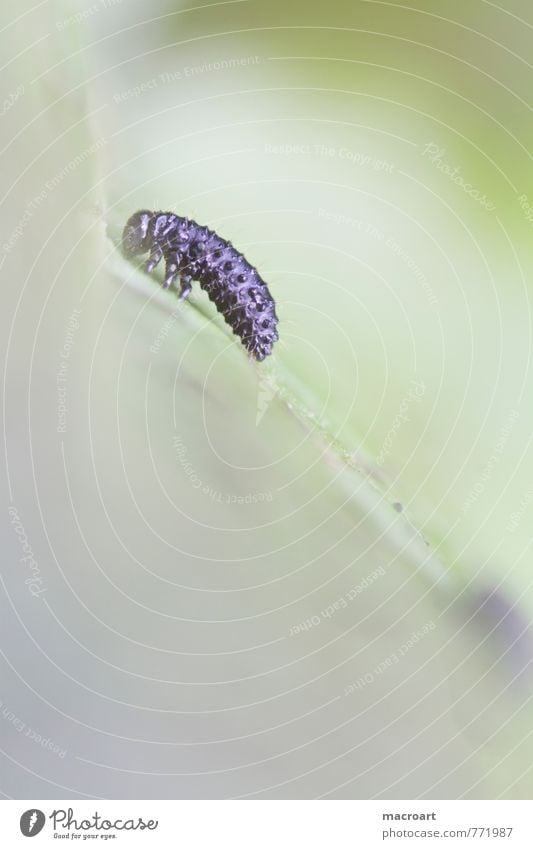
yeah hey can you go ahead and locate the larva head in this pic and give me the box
[121,210,154,257]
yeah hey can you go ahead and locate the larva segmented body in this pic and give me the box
[121,210,279,360]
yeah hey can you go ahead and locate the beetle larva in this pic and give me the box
[122,210,279,360]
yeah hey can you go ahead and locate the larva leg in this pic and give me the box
[178,273,193,300]
[163,255,180,289]
[144,244,163,274]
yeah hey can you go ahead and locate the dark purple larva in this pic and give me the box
[121,210,279,360]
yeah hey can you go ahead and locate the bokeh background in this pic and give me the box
[1,0,533,798]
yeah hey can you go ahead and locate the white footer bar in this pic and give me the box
[2,800,531,847]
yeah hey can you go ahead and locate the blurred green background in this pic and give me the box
[1,0,533,798]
